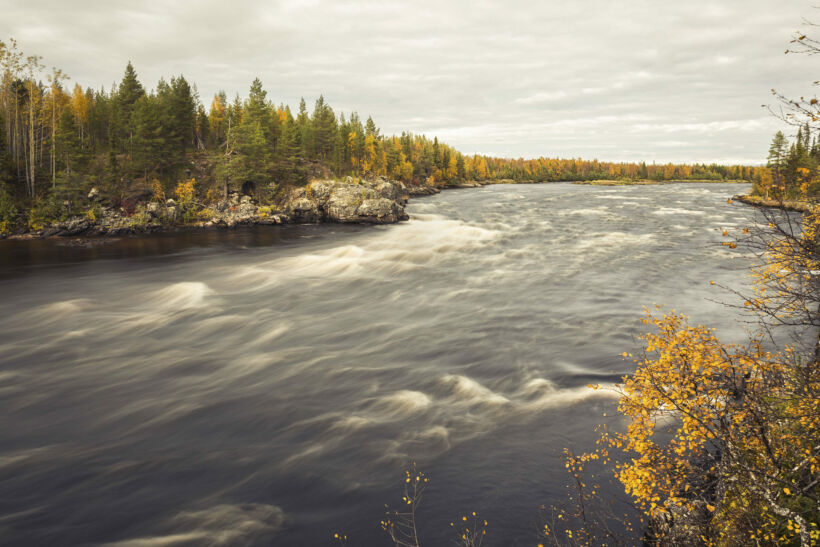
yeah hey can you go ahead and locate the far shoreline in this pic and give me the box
[0,179,751,243]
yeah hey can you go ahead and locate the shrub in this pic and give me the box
[28,194,67,231]
[0,190,18,234]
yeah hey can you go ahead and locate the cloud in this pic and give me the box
[0,0,813,163]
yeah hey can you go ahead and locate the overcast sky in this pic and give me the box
[1,0,816,164]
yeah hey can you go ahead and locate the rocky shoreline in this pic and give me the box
[2,177,440,241]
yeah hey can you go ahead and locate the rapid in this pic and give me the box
[0,183,756,545]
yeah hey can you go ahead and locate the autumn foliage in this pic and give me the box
[553,204,820,546]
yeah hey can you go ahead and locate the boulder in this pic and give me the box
[88,187,101,201]
[288,197,322,223]
[61,217,91,236]
[356,198,401,223]
[237,200,257,216]
[324,184,371,222]
[163,206,178,222]
[306,180,336,205]
[406,185,440,196]
[285,178,409,224]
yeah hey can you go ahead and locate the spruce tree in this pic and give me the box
[113,62,145,154]
[767,130,788,173]
[131,96,166,178]
[55,109,83,175]
[297,98,313,160]
[312,95,336,161]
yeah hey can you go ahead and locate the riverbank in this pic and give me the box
[732,193,814,213]
[2,178,754,241]
[2,177,416,241]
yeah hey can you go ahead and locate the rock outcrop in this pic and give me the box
[207,193,287,228]
[284,177,410,224]
[647,500,712,546]
[406,185,441,196]
[20,177,412,239]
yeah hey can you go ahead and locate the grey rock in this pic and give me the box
[288,197,322,223]
[648,500,711,546]
[61,217,90,236]
[356,198,401,223]
[285,178,409,225]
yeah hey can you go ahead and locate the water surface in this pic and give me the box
[0,183,755,545]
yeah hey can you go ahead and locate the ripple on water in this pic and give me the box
[0,182,757,545]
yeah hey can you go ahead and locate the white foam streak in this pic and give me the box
[226,215,499,288]
[105,504,285,547]
[439,374,510,406]
[369,390,432,418]
[652,207,706,216]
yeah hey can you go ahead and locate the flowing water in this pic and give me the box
[0,183,756,546]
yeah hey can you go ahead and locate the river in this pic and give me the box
[0,183,756,545]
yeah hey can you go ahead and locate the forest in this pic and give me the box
[0,38,759,234]
[751,124,820,199]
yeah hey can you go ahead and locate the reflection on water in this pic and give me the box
[0,183,755,545]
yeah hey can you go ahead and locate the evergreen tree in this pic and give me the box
[113,62,145,154]
[296,98,313,160]
[55,108,84,175]
[277,111,306,185]
[767,130,788,172]
[244,78,271,143]
[195,104,208,148]
[312,95,336,161]
[164,76,197,155]
[365,116,379,138]
[225,119,269,193]
[131,96,167,178]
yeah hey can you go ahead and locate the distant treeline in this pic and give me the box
[0,38,758,230]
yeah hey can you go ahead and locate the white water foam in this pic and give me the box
[226,215,499,287]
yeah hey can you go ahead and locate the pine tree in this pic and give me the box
[244,78,271,143]
[225,119,269,193]
[113,62,145,155]
[131,96,166,178]
[195,104,208,149]
[165,75,196,155]
[767,130,789,191]
[277,111,306,185]
[297,98,313,160]
[365,116,379,139]
[767,131,788,168]
[54,108,83,175]
[312,95,336,161]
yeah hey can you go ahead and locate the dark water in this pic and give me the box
[0,183,756,546]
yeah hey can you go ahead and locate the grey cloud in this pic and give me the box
[0,0,815,163]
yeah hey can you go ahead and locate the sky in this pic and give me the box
[0,0,816,164]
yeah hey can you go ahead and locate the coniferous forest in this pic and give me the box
[0,39,760,234]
